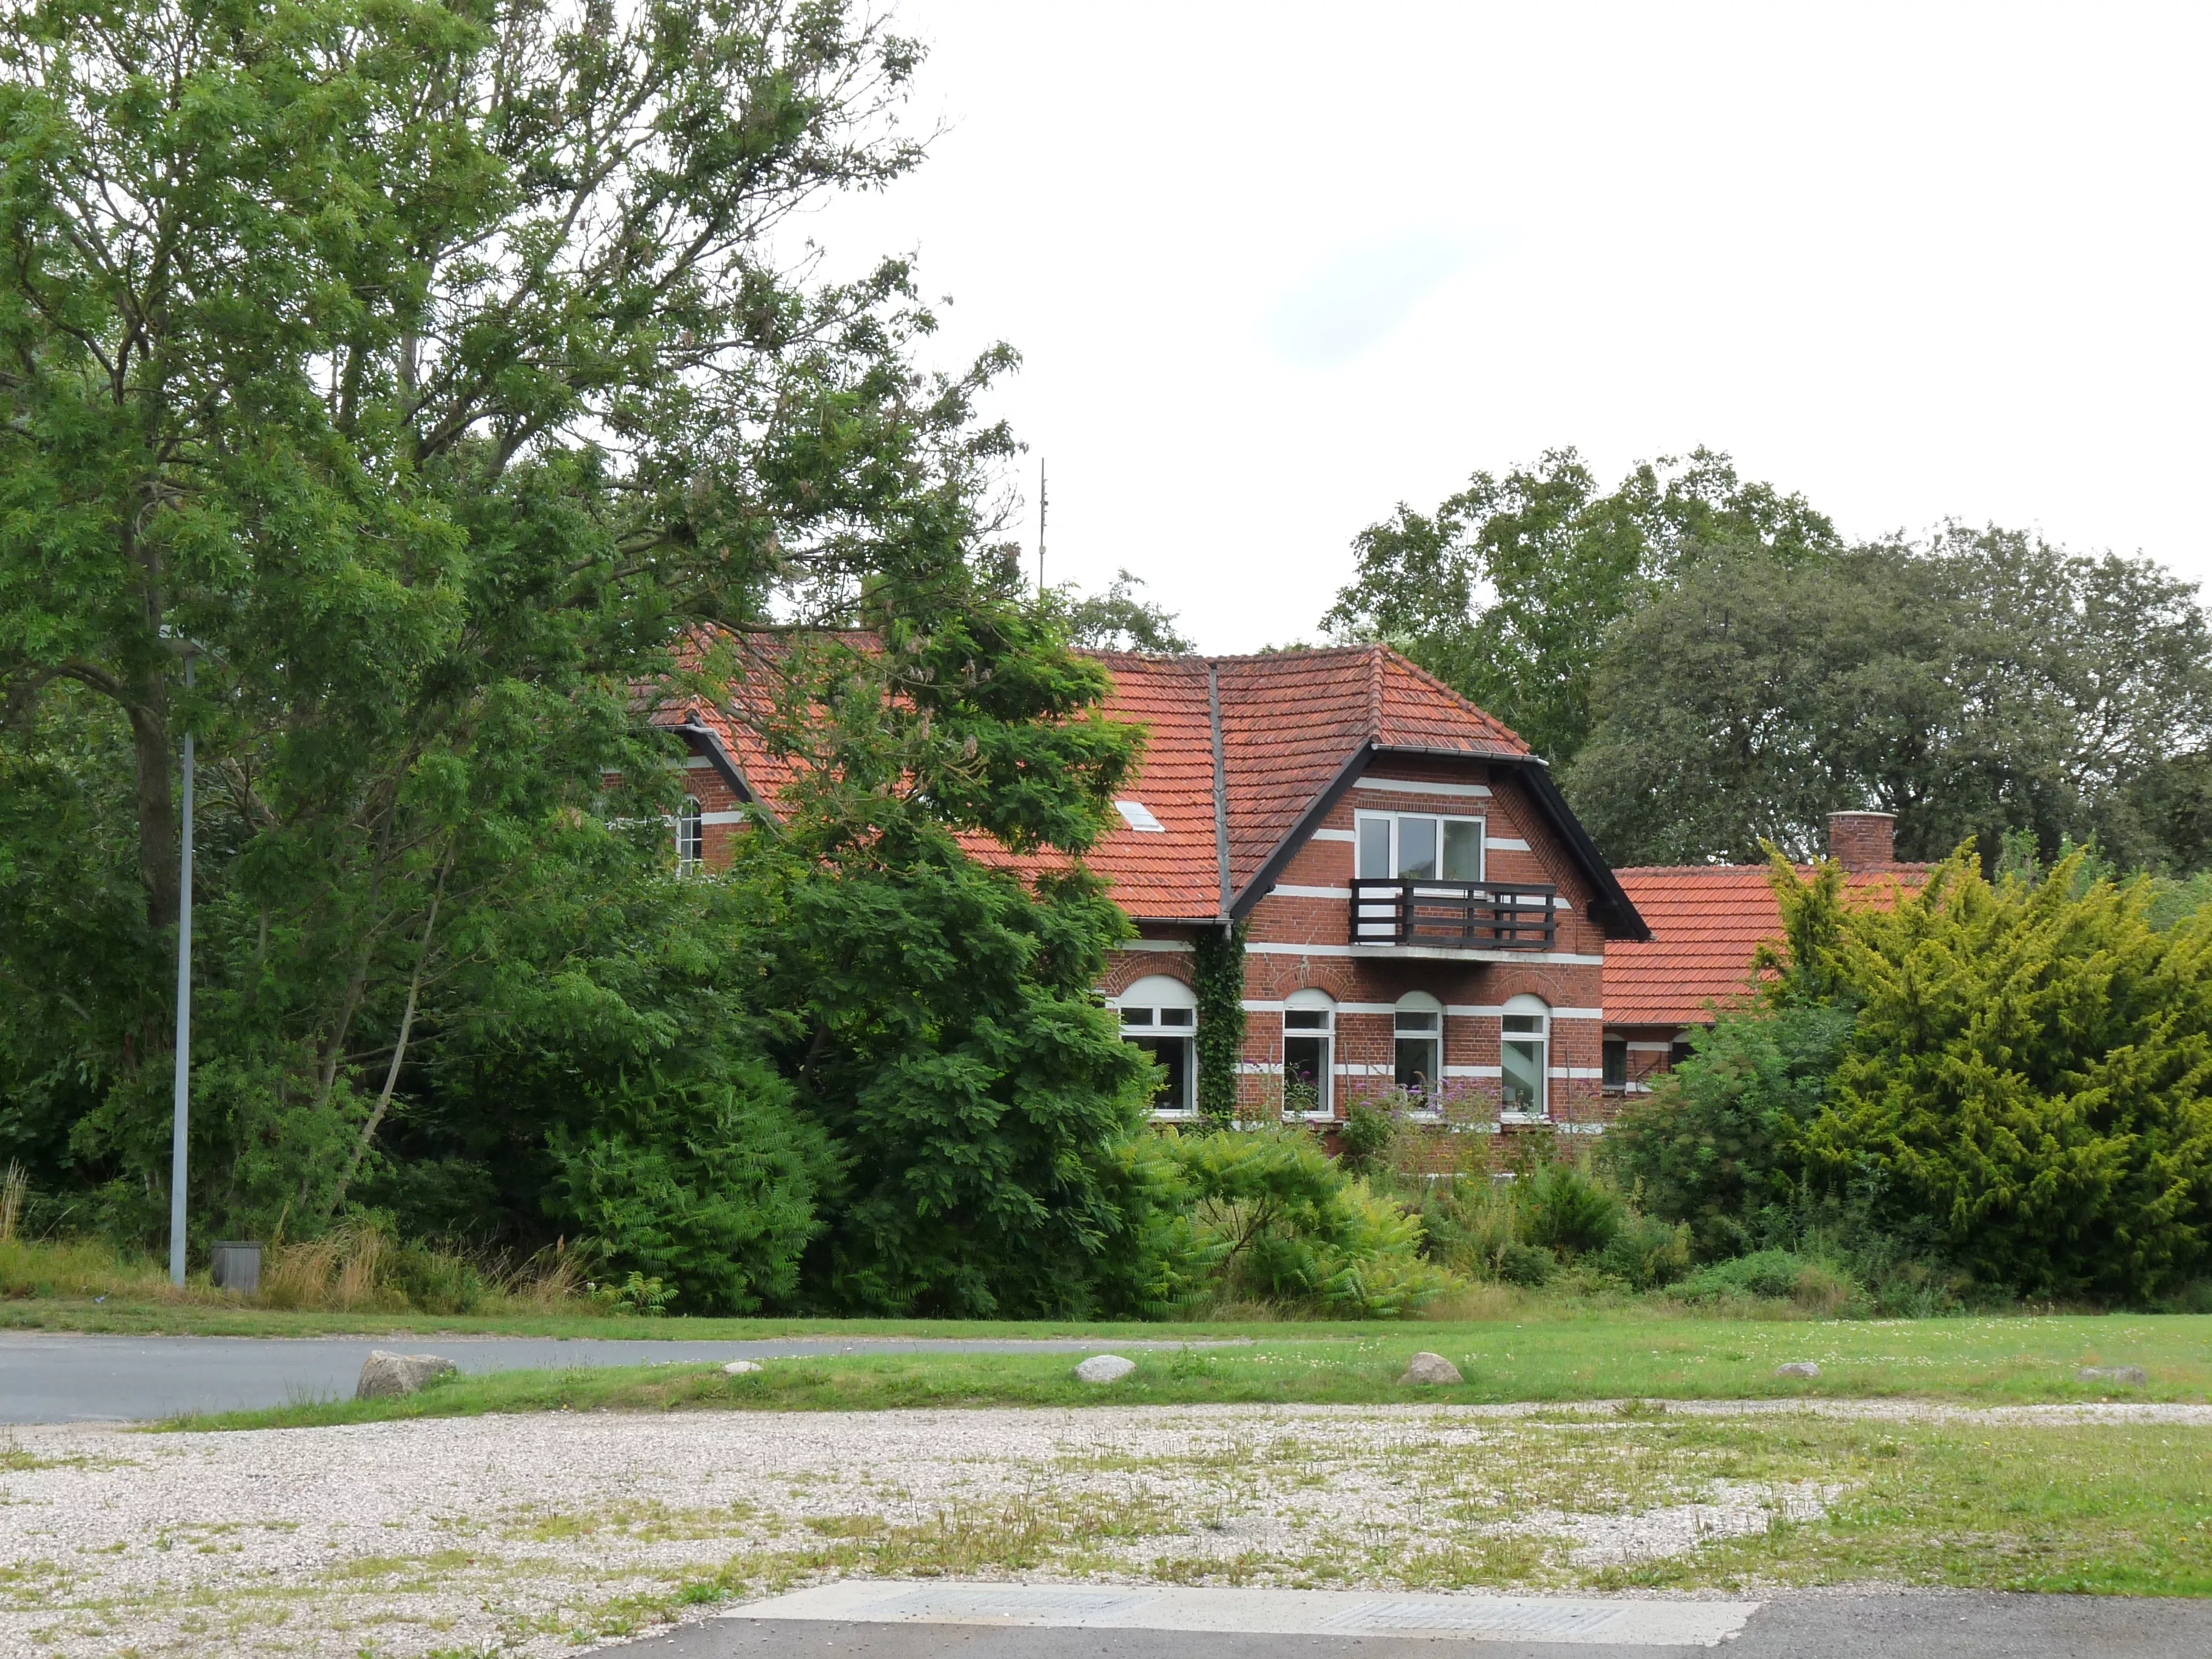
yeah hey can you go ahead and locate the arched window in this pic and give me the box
[677,796,704,871]
[1394,991,1443,1097]
[1283,988,1336,1118]
[1116,974,1197,1114]
[1501,993,1549,1118]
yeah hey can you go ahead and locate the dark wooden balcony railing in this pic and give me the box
[1350,878,1558,950]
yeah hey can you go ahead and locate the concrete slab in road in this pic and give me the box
[725,1581,1755,1643]
[599,1589,2212,1659]
[0,1332,1228,1424]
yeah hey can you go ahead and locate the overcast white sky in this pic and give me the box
[809,1,2211,654]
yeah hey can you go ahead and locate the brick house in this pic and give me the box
[657,638,1651,1132]
[1600,812,1927,1101]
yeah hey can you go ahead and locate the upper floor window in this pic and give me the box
[1603,1037,1628,1089]
[1394,992,1443,1096]
[677,796,704,871]
[1501,993,1549,1118]
[1118,974,1196,1114]
[1356,811,1484,882]
[1282,989,1335,1117]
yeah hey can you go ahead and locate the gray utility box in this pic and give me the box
[209,1241,263,1295]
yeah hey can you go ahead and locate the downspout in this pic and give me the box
[1208,660,1232,925]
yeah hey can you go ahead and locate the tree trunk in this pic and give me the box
[127,679,178,935]
[322,846,452,1220]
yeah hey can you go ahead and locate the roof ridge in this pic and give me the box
[1367,642,1384,742]
[1616,860,1939,875]
[1124,643,1389,666]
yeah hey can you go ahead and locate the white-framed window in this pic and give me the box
[677,796,705,871]
[1355,811,1484,882]
[1394,991,1443,1099]
[1117,974,1197,1114]
[1283,988,1335,1117]
[1501,993,1549,1118]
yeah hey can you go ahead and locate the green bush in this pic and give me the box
[1602,1002,1854,1260]
[1597,1214,1694,1290]
[1675,1248,1813,1301]
[1670,1247,1859,1313]
[1791,851,2212,1301]
[1493,1238,1557,1287]
[387,1240,493,1315]
[1421,1174,1513,1276]
[1337,1101,1396,1175]
[545,1063,830,1315]
[1516,1162,1621,1256]
[1169,1127,1458,1317]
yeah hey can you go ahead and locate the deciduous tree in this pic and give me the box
[1321,447,1834,764]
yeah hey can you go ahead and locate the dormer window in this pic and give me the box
[1356,812,1483,882]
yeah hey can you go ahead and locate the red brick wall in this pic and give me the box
[680,757,748,868]
[1107,760,1614,1134]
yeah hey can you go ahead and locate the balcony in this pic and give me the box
[1350,878,1558,951]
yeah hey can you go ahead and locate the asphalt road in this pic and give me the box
[0,1332,1212,1423]
[601,1592,2212,1659]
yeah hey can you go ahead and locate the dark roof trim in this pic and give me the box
[675,719,778,828]
[1214,742,1650,940]
[1483,754,1649,941]
[1207,661,1232,917]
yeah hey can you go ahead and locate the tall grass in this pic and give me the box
[0,1194,590,1317]
[256,1226,591,1314]
[0,1161,26,1244]
[260,1223,395,1312]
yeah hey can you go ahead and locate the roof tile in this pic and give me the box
[657,632,1535,923]
[1604,863,1928,1025]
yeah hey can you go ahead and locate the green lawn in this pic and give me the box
[163,1311,2212,1431]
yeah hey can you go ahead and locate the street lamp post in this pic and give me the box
[169,648,194,1287]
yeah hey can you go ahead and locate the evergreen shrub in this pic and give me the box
[1797,851,2212,1301]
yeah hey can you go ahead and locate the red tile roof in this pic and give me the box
[1211,647,1526,900]
[1604,863,1928,1026]
[655,635,1539,922]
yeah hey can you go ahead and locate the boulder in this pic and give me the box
[355,1350,458,1400]
[1398,1352,1464,1386]
[722,1359,763,1376]
[1074,1354,1137,1385]
[2077,1365,2148,1387]
[1774,1362,1822,1379]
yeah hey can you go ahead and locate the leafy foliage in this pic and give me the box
[544,1065,826,1316]
[1057,570,1193,653]
[1622,848,2212,1302]
[1189,923,1246,1124]
[1169,1127,1455,1318]
[1792,851,2212,1301]
[1604,1002,1857,1260]
[0,0,1185,1324]
[1322,447,1835,763]
[1564,530,2212,870]
[1514,1162,1622,1256]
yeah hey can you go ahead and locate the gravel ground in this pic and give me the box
[1,1400,2205,1659]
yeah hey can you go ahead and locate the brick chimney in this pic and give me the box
[1828,811,1897,872]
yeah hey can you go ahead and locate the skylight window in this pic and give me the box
[1114,800,1165,833]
